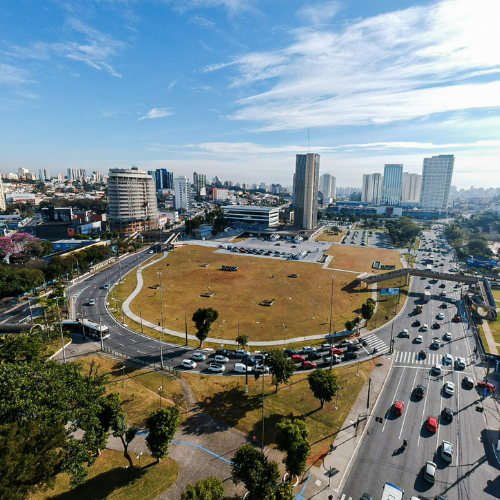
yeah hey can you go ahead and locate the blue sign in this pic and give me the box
[381,288,400,296]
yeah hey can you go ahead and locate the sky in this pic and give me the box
[1,0,500,189]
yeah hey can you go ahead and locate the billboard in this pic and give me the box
[381,287,400,296]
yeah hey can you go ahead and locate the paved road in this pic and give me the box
[341,227,500,500]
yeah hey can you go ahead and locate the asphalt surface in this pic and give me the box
[341,228,500,500]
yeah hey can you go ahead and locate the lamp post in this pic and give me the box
[121,364,126,388]
[157,269,165,370]
[136,452,143,481]
[220,319,225,345]
[283,323,287,348]
[158,385,163,409]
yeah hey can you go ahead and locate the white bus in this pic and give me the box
[381,482,404,500]
[61,319,110,340]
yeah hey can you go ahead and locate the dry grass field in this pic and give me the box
[315,230,345,243]
[127,245,378,343]
[183,360,373,461]
[326,245,402,274]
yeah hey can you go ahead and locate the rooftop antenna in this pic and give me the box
[307,128,310,153]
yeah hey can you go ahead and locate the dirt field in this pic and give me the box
[326,245,402,274]
[128,246,374,343]
[315,230,345,243]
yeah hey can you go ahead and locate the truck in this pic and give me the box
[415,304,423,314]
[381,482,404,500]
[424,291,431,302]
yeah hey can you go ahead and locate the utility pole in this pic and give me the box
[367,378,371,418]
[283,322,287,348]
[139,305,144,334]
[99,316,104,351]
[185,314,188,346]
[261,357,266,454]
[56,300,67,364]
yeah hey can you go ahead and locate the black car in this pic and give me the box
[419,350,427,359]
[414,385,425,398]
[284,349,297,357]
[346,344,360,352]
[413,319,422,327]
[241,356,257,366]
[215,349,233,357]
[307,352,322,360]
[343,352,358,361]
[442,407,453,421]
[440,303,448,309]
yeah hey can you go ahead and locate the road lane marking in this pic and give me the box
[382,366,406,434]
[399,369,419,441]
[417,371,433,448]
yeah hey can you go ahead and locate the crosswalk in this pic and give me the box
[363,333,389,353]
[394,350,461,366]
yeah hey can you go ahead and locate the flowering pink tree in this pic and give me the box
[0,233,44,263]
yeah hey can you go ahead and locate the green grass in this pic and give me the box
[28,450,178,500]
[404,253,416,269]
[183,360,373,462]
[486,319,500,345]
[477,324,491,354]
[492,288,500,302]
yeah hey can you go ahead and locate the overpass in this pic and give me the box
[357,269,497,319]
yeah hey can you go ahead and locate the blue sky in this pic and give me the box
[1,0,499,188]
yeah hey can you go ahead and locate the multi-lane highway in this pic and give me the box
[341,227,499,500]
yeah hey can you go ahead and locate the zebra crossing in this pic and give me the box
[395,349,458,366]
[363,333,389,353]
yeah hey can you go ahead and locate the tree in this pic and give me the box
[181,476,225,500]
[361,298,376,326]
[231,444,281,500]
[266,349,296,393]
[145,407,180,463]
[235,334,249,349]
[275,418,311,478]
[0,418,66,500]
[0,333,43,363]
[307,369,338,409]
[192,307,219,347]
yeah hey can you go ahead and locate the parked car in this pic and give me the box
[208,363,225,373]
[192,352,206,361]
[182,359,197,370]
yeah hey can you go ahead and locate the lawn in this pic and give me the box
[183,360,373,462]
[369,276,409,329]
[492,288,500,303]
[315,230,345,243]
[74,355,186,426]
[28,450,178,500]
[478,323,491,354]
[325,245,402,274]
[125,245,376,343]
[486,318,500,345]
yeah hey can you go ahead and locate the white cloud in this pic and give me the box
[190,16,216,27]
[138,108,173,121]
[297,1,342,25]
[207,0,500,130]
[0,64,30,85]
[170,0,255,14]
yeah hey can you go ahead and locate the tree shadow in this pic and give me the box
[341,280,370,294]
[251,412,295,446]
[196,386,262,429]
[51,467,140,500]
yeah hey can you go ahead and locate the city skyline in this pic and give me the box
[1,0,499,188]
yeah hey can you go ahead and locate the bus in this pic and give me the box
[61,319,110,340]
[381,482,404,500]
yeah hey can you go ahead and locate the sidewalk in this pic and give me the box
[295,353,394,500]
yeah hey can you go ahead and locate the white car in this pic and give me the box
[455,357,466,369]
[182,359,197,369]
[437,313,444,320]
[444,381,455,395]
[415,335,423,343]
[254,364,270,374]
[432,338,441,349]
[208,363,225,373]
[192,352,206,361]
[450,298,457,303]
[424,461,437,483]
[214,355,229,364]
[440,291,447,297]
[88,299,96,306]
[443,353,453,365]
[432,364,442,374]
[444,332,452,341]
[441,440,453,462]
[421,324,429,332]
[302,346,316,353]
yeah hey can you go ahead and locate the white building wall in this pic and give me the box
[175,176,190,210]
[420,155,454,210]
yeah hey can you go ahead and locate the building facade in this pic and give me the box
[382,164,403,206]
[39,168,50,182]
[0,166,5,211]
[401,173,422,203]
[155,169,174,192]
[420,155,454,210]
[174,176,190,210]
[222,205,280,228]
[320,173,337,201]
[192,172,206,193]
[294,153,320,230]
[361,173,383,205]
[107,167,159,235]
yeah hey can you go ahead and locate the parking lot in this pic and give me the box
[214,236,333,264]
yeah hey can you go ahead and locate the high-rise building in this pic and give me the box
[382,164,403,206]
[0,165,6,211]
[175,176,190,210]
[155,169,174,192]
[401,173,422,203]
[39,168,50,182]
[420,155,454,210]
[18,167,29,179]
[192,172,206,193]
[294,153,320,230]
[259,182,267,191]
[67,168,86,183]
[92,171,102,183]
[320,173,336,201]
[361,173,384,205]
[107,167,159,235]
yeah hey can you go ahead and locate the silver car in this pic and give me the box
[424,461,437,483]
[441,440,453,462]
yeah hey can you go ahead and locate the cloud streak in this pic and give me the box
[205,0,500,130]
[138,108,173,121]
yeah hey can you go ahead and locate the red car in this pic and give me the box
[453,316,462,323]
[393,400,405,415]
[477,381,497,393]
[330,348,344,355]
[302,361,317,370]
[291,354,305,364]
[427,415,438,433]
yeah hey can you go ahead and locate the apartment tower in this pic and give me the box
[401,173,422,203]
[294,153,320,229]
[419,155,454,210]
[382,164,403,206]
[108,167,159,235]
[320,173,337,201]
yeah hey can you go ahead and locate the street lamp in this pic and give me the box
[220,319,225,344]
[121,364,126,388]
[157,270,165,370]
[283,323,287,348]
[136,452,143,481]
[158,385,163,408]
